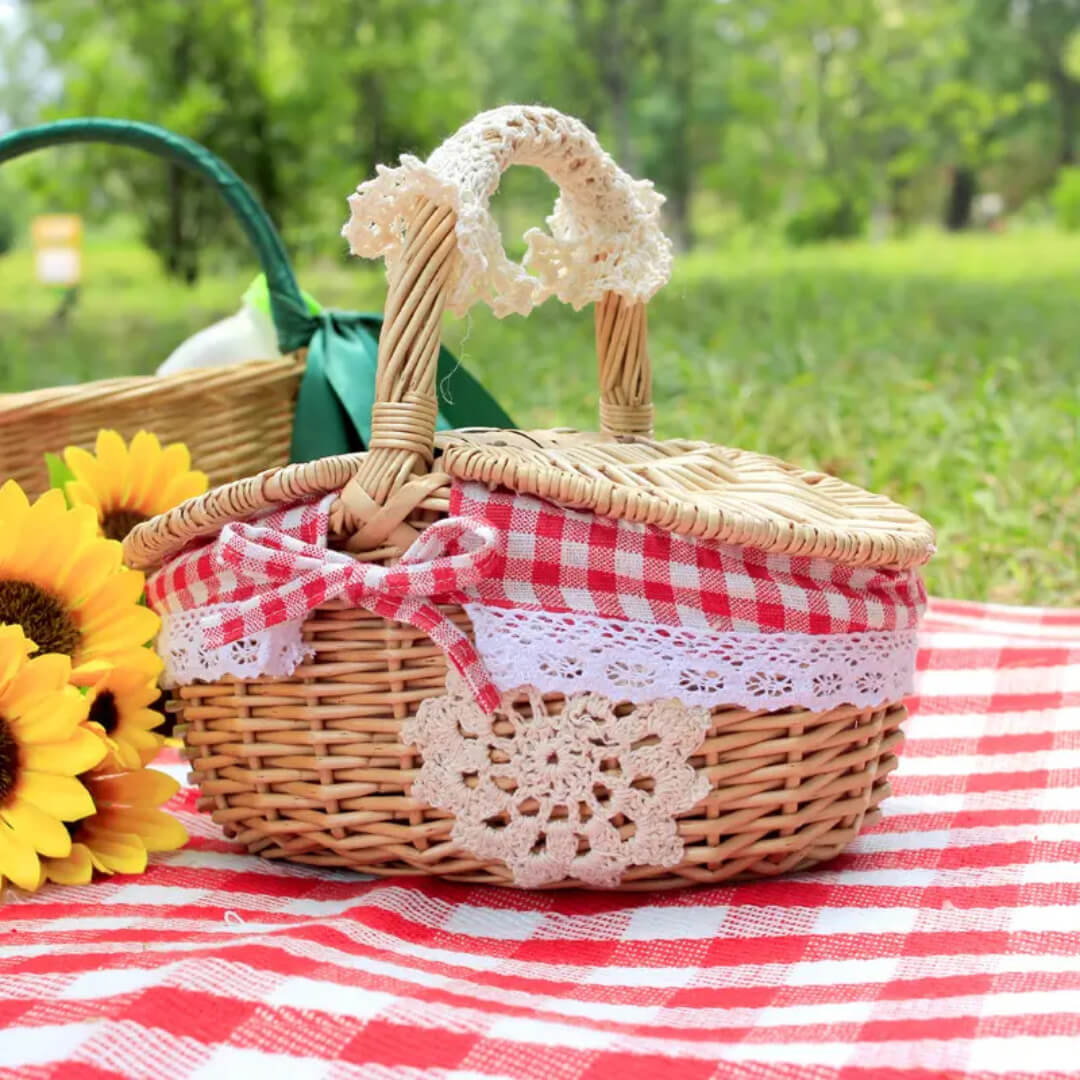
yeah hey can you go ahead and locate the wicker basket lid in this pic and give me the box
[438,428,934,569]
[124,427,933,572]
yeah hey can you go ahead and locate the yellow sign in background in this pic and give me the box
[31,214,83,286]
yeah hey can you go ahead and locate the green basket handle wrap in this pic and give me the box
[0,118,311,353]
[289,312,515,463]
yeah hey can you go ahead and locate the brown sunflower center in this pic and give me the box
[0,580,80,658]
[89,690,119,735]
[101,509,149,542]
[0,717,18,805]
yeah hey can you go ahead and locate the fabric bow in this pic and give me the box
[203,515,503,712]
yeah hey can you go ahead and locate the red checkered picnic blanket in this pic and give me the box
[146,483,927,711]
[2,597,1078,1079]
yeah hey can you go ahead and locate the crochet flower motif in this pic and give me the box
[404,673,711,888]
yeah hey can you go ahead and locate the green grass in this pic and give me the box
[2,228,1077,605]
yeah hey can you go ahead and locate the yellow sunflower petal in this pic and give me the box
[89,767,179,808]
[1,490,71,588]
[0,625,34,692]
[0,824,42,891]
[0,652,72,719]
[120,650,166,684]
[18,772,96,822]
[78,571,148,630]
[0,479,31,562]
[42,843,93,885]
[6,682,85,744]
[69,659,114,688]
[72,646,160,688]
[50,506,108,587]
[101,735,142,771]
[61,538,124,604]
[84,652,163,692]
[24,487,69,532]
[158,470,209,511]
[123,431,163,512]
[0,478,30,518]
[1,800,72,858]
[64,479,103,517]
[79,608,161,658]
[16,493,73,583]
[130,706,165,732]
[82,726,129,772]
[20,726,106,776]
[80,828,147,875]
[157,441,192,476]
[96,807,187,852]
[121,683,165,713]
[121,725,164,759]
[94,430,131,506]
[63,445,110,496]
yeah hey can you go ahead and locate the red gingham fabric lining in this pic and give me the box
[450,482,926,633]
[146,483,927,708]
[1,598,1078,1078]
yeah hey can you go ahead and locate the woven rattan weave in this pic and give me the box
[127,106,933,889]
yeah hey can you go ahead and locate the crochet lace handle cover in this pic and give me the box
[342,106,674,507]
[344,104,673,318]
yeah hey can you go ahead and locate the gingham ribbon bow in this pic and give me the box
[204,516,503,712]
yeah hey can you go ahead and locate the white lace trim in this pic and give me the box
[466,606,918,711]
[343,105,672,318]
[157,608,312,688]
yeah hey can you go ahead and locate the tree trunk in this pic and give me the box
[944,166,976,231]
[363,71,389,180]
[604,0,636,174]
[166,4,197,282]
[663,9,694,251]
[248,0,281,227]
[1055,68,1079,166]
[166,163,184,278]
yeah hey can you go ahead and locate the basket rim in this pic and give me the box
[0,356,305,414]
[123,428,935,573]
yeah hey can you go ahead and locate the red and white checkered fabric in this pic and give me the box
[2,598,1078,1079]
[450,483,927,634]
[147,494,505,710]
[146,497,334,615]
[146,482,926,710]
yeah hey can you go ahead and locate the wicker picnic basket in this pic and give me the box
[0,119,309,497]
[125,106,935,890]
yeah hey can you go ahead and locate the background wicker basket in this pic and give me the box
[126,106,934,890]
[0,119,310,496]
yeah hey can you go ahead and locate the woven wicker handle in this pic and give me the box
[0,119,312,353]
[343,105,672,504]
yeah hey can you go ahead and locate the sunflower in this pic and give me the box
[40,761,187,885]
[0,481,160,684]
[64,430,208,541]
[85,651,166,769]
[0,624,104,891]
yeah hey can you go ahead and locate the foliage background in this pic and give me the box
[0,0,1078,605]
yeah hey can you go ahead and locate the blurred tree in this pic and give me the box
[934,0,1070,228]
[22,0,294,280]
[6,0,1080,258]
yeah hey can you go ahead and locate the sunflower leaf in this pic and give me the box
[44,453,76,499]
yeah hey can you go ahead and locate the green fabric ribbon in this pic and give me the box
[289,312,513,463]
